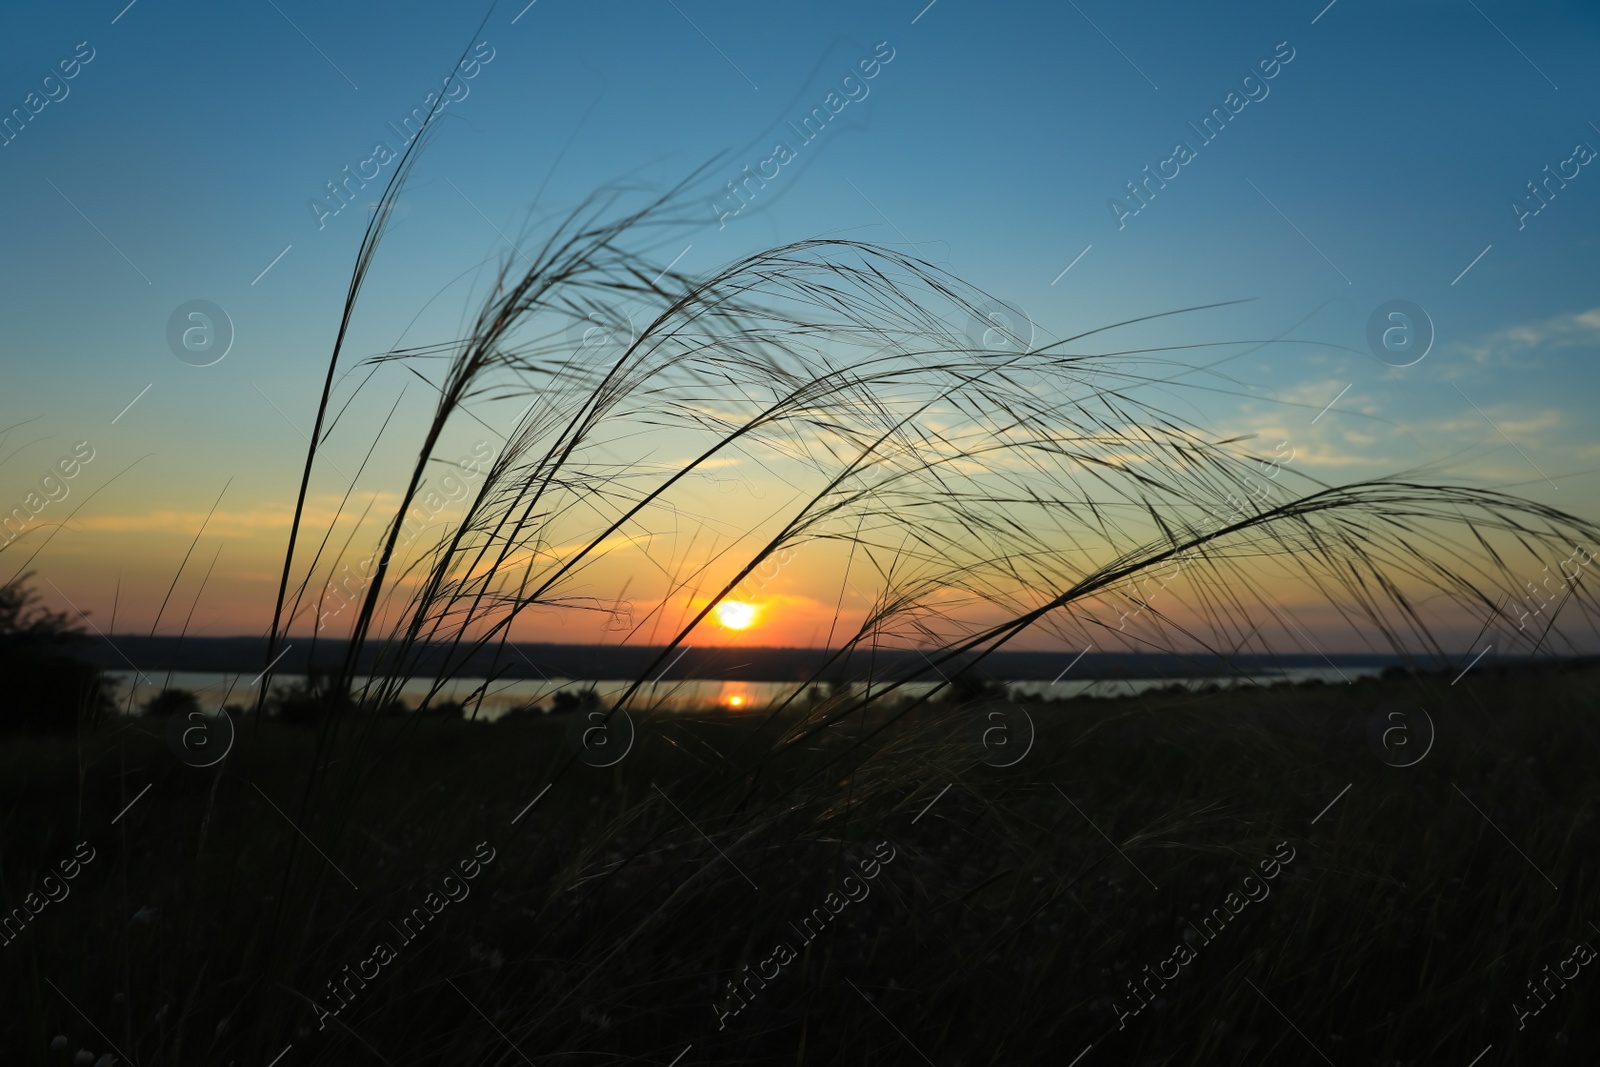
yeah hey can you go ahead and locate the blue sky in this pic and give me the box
[2,0,1597,643]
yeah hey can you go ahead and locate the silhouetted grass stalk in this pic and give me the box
[235,49,1600,1061]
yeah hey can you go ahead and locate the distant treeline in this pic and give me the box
[74,636,1565,682]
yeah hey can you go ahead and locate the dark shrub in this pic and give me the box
[941,666,1003,706]
[143,688,202,718]
[420,699,465,719]
[269,671,358,726]
[550,688,600,714]
[0,573,113,734]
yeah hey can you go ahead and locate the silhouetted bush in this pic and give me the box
[549,688,600,714]
[0,573,113,734]
[940,666,1003,706]
[268,670,358,726]
[142,688,201,718]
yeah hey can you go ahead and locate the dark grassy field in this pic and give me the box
[2,663,1597,1066]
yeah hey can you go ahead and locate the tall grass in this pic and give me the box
[8,39,1600,1066]
[218,104,1600,1054]
[263,131,1599,738]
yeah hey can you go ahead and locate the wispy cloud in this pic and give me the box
[1451,306,1600,367]
[68,509,302,535]
[62,493,405,536]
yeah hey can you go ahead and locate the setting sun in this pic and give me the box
[715,600,758,630]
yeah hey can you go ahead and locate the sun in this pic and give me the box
[714,600,758,630]
[726,694,747,708]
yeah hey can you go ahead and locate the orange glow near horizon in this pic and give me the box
[18,517,1545,654]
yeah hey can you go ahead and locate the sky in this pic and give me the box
[2,0,1598,653]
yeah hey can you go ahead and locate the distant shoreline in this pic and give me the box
[73,635,1584,683]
